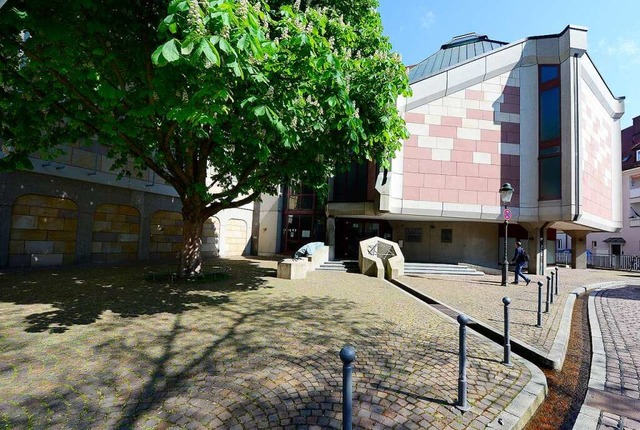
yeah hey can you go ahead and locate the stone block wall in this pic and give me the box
[222,219,248,256]
[91,204,140,263]
[150,211,184,261]
[201,220,218,257]
[9,194,79,267]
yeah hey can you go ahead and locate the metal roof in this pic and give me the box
[408,33,508,84]
[603,237,626,244]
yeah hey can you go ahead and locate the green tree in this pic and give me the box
[0,0,410,276]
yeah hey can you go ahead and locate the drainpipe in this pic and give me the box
[573,53,581,222]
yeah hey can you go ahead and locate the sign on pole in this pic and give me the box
[503,208,512,220]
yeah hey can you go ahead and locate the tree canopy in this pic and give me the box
[0,0,410,274]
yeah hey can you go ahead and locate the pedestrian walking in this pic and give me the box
[511,241,531,285]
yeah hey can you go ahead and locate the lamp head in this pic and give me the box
[499,182,514,204]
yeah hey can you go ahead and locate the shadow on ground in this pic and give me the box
[0,258,271,333]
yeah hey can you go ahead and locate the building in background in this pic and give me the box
[0,140,253,268]
[588,115,640,261]
[2,25,627,271]
[321,25,624,271]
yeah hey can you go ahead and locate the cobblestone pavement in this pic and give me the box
[0,258,535,429]
[398,268,630,355]
[590,285,640,429]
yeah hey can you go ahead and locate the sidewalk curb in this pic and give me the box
[571,282,629,430]
[387,279,547,430]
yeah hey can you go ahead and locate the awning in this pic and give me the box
[603,237,626,244]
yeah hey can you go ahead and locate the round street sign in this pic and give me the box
[503,208,512,220]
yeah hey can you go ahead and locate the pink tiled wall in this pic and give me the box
[403,71,521,206]
[580,86,613,220]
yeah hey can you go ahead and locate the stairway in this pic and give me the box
[316,261,484,276]
[316,260,359,273]
[403,262,484,276]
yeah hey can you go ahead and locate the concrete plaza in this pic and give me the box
[0,257,544,429]
[0,258,635,429]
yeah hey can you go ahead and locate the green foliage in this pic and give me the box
[0,0,410,215]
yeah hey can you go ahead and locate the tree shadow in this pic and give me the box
[0,258,271,333]
[599,285,640,302]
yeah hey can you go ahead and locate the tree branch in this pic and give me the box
[203,190,261,218]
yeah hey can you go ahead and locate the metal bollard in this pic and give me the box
[554,267,559,295]
[502,297,512,367]
[550,272,556,298]
[545,276,551,313]
[536,281,543,327]
[549,274,554,304]
[456,314,472,411]
[340,346,356,430]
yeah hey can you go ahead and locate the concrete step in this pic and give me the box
[404,262,484,276]
[316,260,359,273]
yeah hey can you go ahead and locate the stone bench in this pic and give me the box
[277,258,309,280]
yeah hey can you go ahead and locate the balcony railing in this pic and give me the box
[556,252,640,271]
[630,218,640,228]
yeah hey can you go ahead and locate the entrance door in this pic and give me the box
[611,244,621,269]
[335,219,392,259]
[282,214,313,255]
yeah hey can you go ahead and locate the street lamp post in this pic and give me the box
[500,183,514,286]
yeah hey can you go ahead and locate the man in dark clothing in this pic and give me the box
[511,241,531,285]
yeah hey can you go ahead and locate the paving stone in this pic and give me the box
[0,257,538,429]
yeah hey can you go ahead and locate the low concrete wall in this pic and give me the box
[277,259,308,279]
[277,245,329,280]
[307,246,329,269]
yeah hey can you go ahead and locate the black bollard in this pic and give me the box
[545,276,551,313]
[340,346,356,430]
[554,267,559,294]
[536,281,543,327]
[456,314,472,412]
[549,274,554,304]
[502,297,512,367]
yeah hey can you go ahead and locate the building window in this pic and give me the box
[441,228,452,243]
[406,228,422,243]
[592,241,597,248]
[636,150,640,162]
[538,65,561,201]
[332,161,370,203]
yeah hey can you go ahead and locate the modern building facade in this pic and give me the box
[588,115,640,259]
[321,25,624,271]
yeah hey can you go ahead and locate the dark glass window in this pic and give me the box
[332,162,369,202]
[540,87,561,142]
[540,65,559,83]
[441,229,453,244]
[538,65,561,201]
[539,156,561,200]
[406,228,422,243]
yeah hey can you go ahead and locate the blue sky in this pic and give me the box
[377,0,640,128]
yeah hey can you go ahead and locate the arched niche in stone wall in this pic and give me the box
[10,194,79,267]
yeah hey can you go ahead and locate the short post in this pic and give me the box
[536,281,543,327]
[550,272,556,298]
[340,346,356,430]
[456,314,472,411]
[549,274,554,304]
[545,276,551,313]
[554,267,559,294]
[502,297,512,367]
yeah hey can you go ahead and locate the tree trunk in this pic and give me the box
[178,207,205,278]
